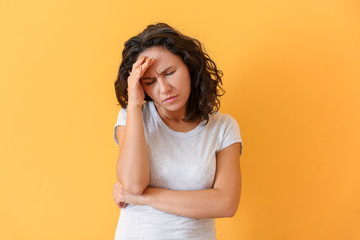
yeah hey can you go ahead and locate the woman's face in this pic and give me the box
[138,46,191,117]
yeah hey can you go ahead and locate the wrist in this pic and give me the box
[127,102,143,110]
[142,188,154,206]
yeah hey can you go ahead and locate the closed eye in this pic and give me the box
[165,70,176,76]
[145,80,155,85]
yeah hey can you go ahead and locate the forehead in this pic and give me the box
[138,46,180,63]
[139,46,185,77]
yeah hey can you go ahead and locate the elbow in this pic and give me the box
[116,177,148,195]
[223,199,239,218]
[125,184,147,195]
[116,174,150,195]
[225,205,238,218]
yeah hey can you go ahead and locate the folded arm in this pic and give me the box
[113,142,242,219]
[115,106,150,195]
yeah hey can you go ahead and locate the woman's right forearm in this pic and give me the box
[117,105,150,195]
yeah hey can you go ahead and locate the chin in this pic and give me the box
[157,101,186,112]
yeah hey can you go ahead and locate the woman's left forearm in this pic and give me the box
[113,144,242,218]
[142,187,238,219]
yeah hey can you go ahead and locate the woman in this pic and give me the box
[112,22,243,239]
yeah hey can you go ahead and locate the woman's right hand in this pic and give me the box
[127,56,153,108]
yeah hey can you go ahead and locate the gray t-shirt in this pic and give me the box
[113,101,243,240]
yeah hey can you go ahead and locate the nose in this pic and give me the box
[158,77,172,94]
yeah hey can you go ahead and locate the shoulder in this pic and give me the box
[207,111,239,129]
[207,111,243,153]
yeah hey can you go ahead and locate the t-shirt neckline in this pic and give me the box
[148,101,206,137]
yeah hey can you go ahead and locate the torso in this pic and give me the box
[113,101,242,240]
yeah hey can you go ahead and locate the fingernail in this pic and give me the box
[140,56,144,59]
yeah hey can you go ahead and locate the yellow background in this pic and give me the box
[1,0,359,239]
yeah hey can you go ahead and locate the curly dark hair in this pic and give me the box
[114,22,224,123]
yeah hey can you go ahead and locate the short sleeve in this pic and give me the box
[218,115,243,155]
[113,108,127,146]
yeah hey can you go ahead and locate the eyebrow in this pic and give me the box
[140,66,173,81]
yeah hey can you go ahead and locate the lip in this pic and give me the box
[162,95,178,102]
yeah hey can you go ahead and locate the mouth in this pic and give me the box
[163,95,178,102]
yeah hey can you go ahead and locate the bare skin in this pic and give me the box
[115,56,154,195]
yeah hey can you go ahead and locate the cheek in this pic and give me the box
[142,85,156,98]
[182,76,192,91]
[179,71,191,89]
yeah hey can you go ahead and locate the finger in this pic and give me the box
[128,64,144,83]
[113,189,120,199]
[141,57,153,69]
[136,56,154,72]
[113,185,122,193]
[131,56,146,71]
[113,192,118,201]
[114,196,123,206]
[136,57,153,76]
[113,188,121,197]
[113,183,122,190]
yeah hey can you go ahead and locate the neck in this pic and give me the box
[154,102,186,122]
[153,102,202,132]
